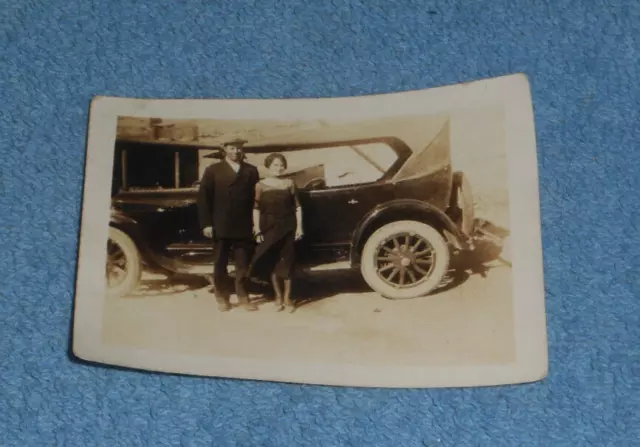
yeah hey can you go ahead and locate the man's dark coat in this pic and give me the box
[196,160,259,240]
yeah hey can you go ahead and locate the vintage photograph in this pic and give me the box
[73,74,547,387]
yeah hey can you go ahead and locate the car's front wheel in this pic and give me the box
[360,221,450,299]
[106,227,142,298]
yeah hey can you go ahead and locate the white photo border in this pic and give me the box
[72,73,548,388]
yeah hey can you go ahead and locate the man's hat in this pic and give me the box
[221,137,248,147]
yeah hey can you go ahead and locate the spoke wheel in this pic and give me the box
[375,233,436,289]
[361,221,450,300]
[106,239,129,288]
[105,227,142,298]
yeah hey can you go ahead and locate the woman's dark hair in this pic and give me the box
[264,152,288,170]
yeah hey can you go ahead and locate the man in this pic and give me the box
[197,138,260,312]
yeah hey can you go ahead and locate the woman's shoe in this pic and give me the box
[284,302,295,313]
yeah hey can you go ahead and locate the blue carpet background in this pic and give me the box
[1,0,639,445]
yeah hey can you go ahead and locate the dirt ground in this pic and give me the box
[101,243,515,368]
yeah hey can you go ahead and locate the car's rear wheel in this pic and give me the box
[360,221,450,299]
[106,227,142,298]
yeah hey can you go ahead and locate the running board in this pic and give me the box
[160,261,354,277]
[301,261,352,272]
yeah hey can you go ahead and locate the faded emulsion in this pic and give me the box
[106,115,509,303]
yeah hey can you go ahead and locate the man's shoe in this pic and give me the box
[242,302,259,312]
[218,302,232,312]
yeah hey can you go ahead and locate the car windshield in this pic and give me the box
[198,142,399,190]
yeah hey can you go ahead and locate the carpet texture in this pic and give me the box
[1,0,639,445]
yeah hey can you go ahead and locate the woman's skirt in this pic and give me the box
[249,215,297,280]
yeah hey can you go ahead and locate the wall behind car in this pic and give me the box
[450,106,509,229]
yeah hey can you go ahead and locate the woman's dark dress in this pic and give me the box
[249,179,300,280]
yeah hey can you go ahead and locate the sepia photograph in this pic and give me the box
[73,74,547,388]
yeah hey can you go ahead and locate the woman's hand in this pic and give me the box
[295,226,304,241]
[254,227,263,243]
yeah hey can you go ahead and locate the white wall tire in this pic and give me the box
[360,220,450,299]
[106,227,142,298]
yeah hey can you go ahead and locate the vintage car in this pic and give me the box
[107,115,481,300]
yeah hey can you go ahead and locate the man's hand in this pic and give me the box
[203,227,214,238]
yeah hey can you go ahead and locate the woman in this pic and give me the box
[250,153,303,312]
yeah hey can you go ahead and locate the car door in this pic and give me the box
[162,195,216,266]
[298,181,396,261]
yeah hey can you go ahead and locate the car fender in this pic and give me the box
[109,207,144,241]
[110,207,137,227]
[349,199,469,266]
[109,207,167,273]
